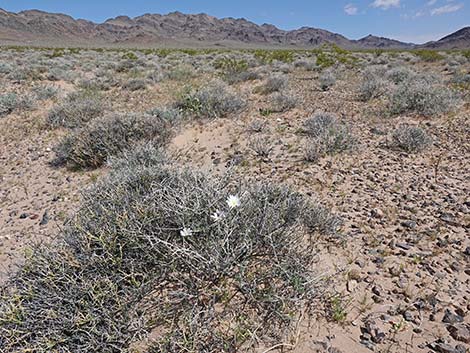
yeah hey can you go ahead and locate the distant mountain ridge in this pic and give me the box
[0,8,468,49]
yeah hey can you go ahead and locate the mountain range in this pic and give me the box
[0,8,468,49]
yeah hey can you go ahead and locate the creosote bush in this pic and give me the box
[47,89,105,128]
[303,112,356,161]
[175,81,245,119]
[0,152,340,352]
[390,124,431,153]
[54,112,171,169]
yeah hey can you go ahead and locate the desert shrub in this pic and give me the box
[214,56,258,84]
[0,159,338,352]
[385,66,415,84]
[357,72,388,101]
[319,69,336,91]
[388,78,460,117]
[175,81,245,119]
[413,50,444,62]
[249,136,273,158]
[303,112,356,160]
[390,124,431,153]
[107,142,167,170]
[47,90,105,129]
[316,52,336,69]
[0,93,35,117]
[294,58,317,71]
[246,119,267,133]
[146,107,183,125]
[451,71,470,91]
[269,91,298,112]
[32,85,59,100]
[54,113,171,169]
[166,65,195,81]
[254,49,295,64]
[256,74,288,94]
[122,78,148,91]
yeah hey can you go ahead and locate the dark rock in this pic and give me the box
[442,309,464,324]
[401,220,417,229]
[447,323,470,344]
[39,211,49,226]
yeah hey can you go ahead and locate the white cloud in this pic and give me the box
[371,0,400,10]
[431,3,464,15]
[427,0,437,6]
[344,4,358,15]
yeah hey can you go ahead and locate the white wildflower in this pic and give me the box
[180,227,193,237]
[210,210,225,222]
[226,195,241,209]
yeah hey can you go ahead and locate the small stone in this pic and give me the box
[447,323,470,344]
[401,220,417,229]
[442,309,464,324]
[19,213,29,219]
[39,211,50,226]
[403,311,414,322]
[396,242,411,251]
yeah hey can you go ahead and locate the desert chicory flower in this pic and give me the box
[226,195,241,209]
[180,227,193,237]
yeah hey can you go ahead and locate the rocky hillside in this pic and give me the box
[423,27,470,49]
[0,8,415,49]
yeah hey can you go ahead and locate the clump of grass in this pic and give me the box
[53,112,171,169]
[47,90,105,129]
[386,66,415,84]
[0,157,337,352]
[166,65,195,81]
[387,78,460,117]
[175,81,245,119]
[303,112,356,161]
[390,124,432,153]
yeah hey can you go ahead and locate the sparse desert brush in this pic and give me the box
[53,112,171,169]
[0,157,339,352]
[47,89,105,129]
[32,85,59,100]
[319,69,336,91]
[0,93,35,117]
[249,135,274,158]
[122,78,148,91]
[166,64,195,81]
[269,91,299,112]
[175,81,245,119]
[413,50,444,62]
[255,74,288,94]
[357,70,388,101]
[390,124,432,153]
[213,56,254,84]
[294,58,318,71]
[303,112,356,161]
[107,141,167,170]
[385,66,416,84]
[387,77,461,117]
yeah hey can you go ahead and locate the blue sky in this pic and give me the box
[1,0,468,43]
